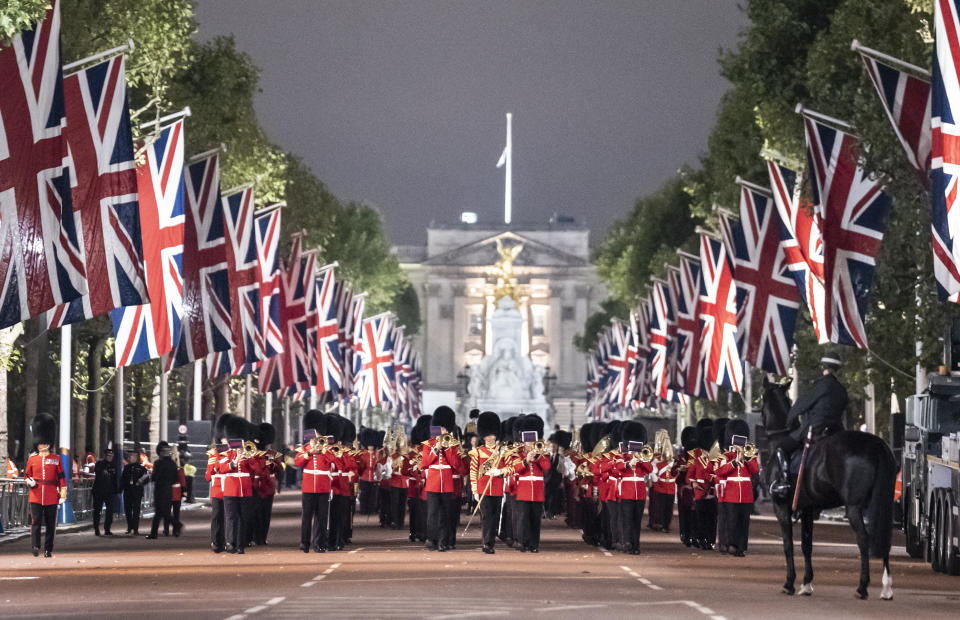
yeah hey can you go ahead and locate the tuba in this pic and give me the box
[591,434,611,458]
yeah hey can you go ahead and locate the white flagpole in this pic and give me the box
[59,324,71,452]
[115,366,124,451]
[192,361,202,421]
[497,112,513,225]
[244,374,252,421]
[159,372,168,442]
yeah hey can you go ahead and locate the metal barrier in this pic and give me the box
[1,477,159,533]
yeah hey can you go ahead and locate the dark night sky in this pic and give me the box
[195,1,748,245]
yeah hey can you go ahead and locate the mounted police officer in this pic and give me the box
[771,356,848,499]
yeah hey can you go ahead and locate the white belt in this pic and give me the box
[224,473,250,478]
[429,465,451,470]
[172,484,181,488]
[304,469,331,476]
[452,474,461,479]
[726,476,751,482]
[620,476,644,482]
[518,476,543,482]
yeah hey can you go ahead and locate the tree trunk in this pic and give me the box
[86,334,106,457]
[71,335,85,457]
[214,376,228,417]
[23,317,48,452]
[0,323,24,468]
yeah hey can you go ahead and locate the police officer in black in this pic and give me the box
[92,445,118,536]
[120,450,147,534]
[145,441,178,539]
[772,356,848,498]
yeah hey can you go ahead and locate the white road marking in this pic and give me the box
[435,611,508,620]
[244,606,266,614]
[602,550,613,556]
[265,597,285,606]
[225,616,245,620]
[348,547,365,554]
[621,565,661,590]
[300,581,316,587]
[0,576,39,580]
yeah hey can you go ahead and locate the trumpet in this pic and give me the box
[636,445,655,463]
[741,442,758,461]
[437,432,459,450]
[531,440,549,458]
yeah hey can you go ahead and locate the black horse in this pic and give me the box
[761,377,897,600]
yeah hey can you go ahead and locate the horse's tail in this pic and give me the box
[867,441,898,559]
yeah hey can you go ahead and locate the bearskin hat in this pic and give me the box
[411,415,432,444]
[322,413,341,442]
[32,412,56,447]
[725,418,750,447]
[358,427,378,448]
[696,423,714,451]
[469,409,480,419]
[680,426,697,452]
[217,414,248,442]
[431,406,457,434]
[375,430,386,449]
[620,420,647,445]
[502,416,517,444]
[554,430,572,450]
[579,422,598,453]
[477,411,501,439]
[339,417,357,444]
[258,423,277,447]
[713,417,730,448]
[303,409,326,436]
[517,414,544,441]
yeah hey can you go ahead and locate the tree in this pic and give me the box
[0,0,50,44]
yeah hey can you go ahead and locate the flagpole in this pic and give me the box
[159,372,168,442]
[58,324,76,524]
[850,39,930,77]
[62,39,134,72]
[505,113,512,224]
[192,361,202,421]
[244,374,252,421]
[140,106,191,130]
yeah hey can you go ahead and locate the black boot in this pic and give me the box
[770,448,792,500]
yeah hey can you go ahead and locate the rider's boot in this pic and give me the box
[769,448,792,500]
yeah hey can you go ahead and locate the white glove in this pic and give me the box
[25,476,37,488]
[488,468,501,477]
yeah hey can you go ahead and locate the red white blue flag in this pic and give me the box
[670,254,708,398]
[605,319,635,407]
[352,313,396,408]
[697,233,741,393]
[111,120,185,366]
[314,265,342,395]
[49,54,145,327]
[717,182,800,376]
[0,1,87,328]
[932,1,960,302]
[648,279,676,400]
[803,114,890,348]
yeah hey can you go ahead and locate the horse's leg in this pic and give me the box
[778,512,796,595]
[880,554,893,600]
[847,505,871,599]
[799,507,814,595]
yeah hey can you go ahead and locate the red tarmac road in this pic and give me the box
[1,493,958,619]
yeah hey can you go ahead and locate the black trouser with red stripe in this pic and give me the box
[515,499,542,550]
[649,490,674,532]
[620,498,646,551]
[725,502,752,552]
[30,503,57,552]
[695,497,717,546]
[300,491,328,550]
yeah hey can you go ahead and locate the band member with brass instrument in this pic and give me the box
[715,420,759,557]
[590,421,620,551]
[408,416,431,542]
[448,427,468,550]
[329,415,359,550]
[689,419,717,550]
[648,431,677,534]
[357,428,382,517]
[676,426,698,547]
[216,415,256,553]
[387,432,411,530]
[510,415,551,553]
[253,422,282,546]
[421,406,463,551]
[575,422,600,546]
[295,411,338,553]
[498,417,517,547]
[469,411,505,554]
[24,413,64,557]
[616,422,654,555]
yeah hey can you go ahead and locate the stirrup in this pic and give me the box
[770,480,791,501]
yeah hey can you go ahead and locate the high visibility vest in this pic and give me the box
[6,458,19,478]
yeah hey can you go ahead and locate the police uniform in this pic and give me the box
[148,442,180,540]
[120,453,147,535]
[92,449,117,536]
[169,464,186,536]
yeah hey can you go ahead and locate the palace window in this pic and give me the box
[531,309,546,337]
[469,312,483,336]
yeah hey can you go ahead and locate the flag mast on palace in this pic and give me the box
[497,112,513,224]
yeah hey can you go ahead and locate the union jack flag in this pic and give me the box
[932,2,960,302]
[767,160,829,344]
[281,235,317,395]
[340,289,365,400]
[352,313,396,408]
[669,253,707,398]
[49,54,145,327]
[314,265,342,395]
[697,233,742,392]
[648,279,676,400]
[392,326,409,415]
[632,301,651,407]
[803,114,890,348]
[717,182,801,376]
[604,319,636,407]
[111,120,185,366]
[255,207,283,358]
[166,153,232,369]
[207,187,261,378]
[0,1,87,328]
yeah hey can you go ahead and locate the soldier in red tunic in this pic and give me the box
[469,411,505,554]
[649,443,677,534]
[328,414,358,551]
[295,411,339,553]
[421,406,462,551]
[510,415,551,553]
[715,419,759,557]
[407,416,431,542]
[24,413,64,557]
[252,422,282,546]
[615,422,654,555]
[357,428,383,517]
[216,415,258,553]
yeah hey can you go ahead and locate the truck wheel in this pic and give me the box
[905,485,923,559]
[931,491,943,573]
[946,493,959,577]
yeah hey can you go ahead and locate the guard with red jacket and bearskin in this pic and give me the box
[421,406,462,551]
[24,413,64,557]
[469,411,505,554]
[510,414,551,553]
[295,410,338,553]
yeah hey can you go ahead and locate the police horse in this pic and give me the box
[761,378,897,600]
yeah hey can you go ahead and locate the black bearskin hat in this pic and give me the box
[477,411,501,439]
[680,426,697,452]
[502,416,517,444]
[376,430,386,449]
[258,423,276,447]
[431,406,457,433]
[696,423,714,451]
[411,415,432,444]
[713,417,730,448]
[32,412,56,447]
[620,420,647,445]
[554,430,572,450]
[303,409,326,436]
[516,414,544,441]
[469,409,480,419]
[339,417,357,444]
[217,414,248,441]
[323,413,342,442]
[358,427,378,448]
[580,422,598,453]
[725,418,750,447]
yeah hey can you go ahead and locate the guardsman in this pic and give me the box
[169,448,186,537]
[648,434,677,534]
[498,417,517,548]
[357,428,382,517]
[24,413,64,557]
[675,426,698,547]
[689,419,717,550]
[590,422,621,551]
[616,422,653,555]
[715,420,759,557]
[421,406,463,551]
[448,429,468,550]
[254,422,282,546]
[387,434,411,530]
[206,416,229,552]
[327,415,358,551]
[510,415,551,553]
[120,450,147,535]
[215,416,255,553]
[146,441,179,540]
[92,444,117,536]
[469,411,505,554]
[407,416,431,543]
[294,411,338,553]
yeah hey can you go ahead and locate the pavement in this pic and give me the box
[0,492,958,619]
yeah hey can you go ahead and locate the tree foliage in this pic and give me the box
[0,0,50,44]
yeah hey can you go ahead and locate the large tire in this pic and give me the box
[931,491,943,573]
[946,492,959,577]
[905,485,923,559]
[938,491,950,574]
